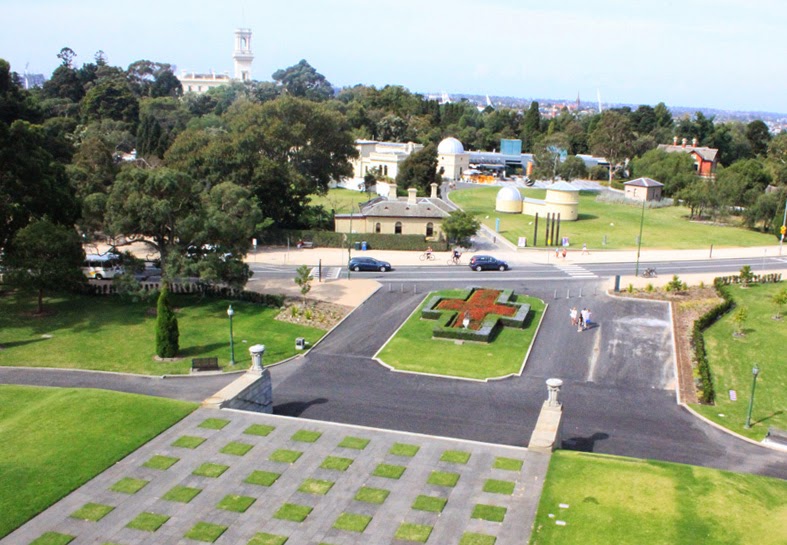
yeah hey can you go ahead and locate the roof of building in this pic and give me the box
[657,144,719,162]
[625,177,664,188]
[438,137,465,155]
[547,181,580,192]
[496,186,523,202]
[336,196,453,220]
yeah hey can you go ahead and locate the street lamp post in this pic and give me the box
[634,198,646,277]
[227,305,236,366]
[744,365,760,429]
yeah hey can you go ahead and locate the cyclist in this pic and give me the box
[452,248,461,264]
[426,245,433,260]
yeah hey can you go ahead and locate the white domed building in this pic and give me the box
[495,181,580,221]
[437,137,470,181]
[495,186,523,213]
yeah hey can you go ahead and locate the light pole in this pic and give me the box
[634,198,646,277]
[227,305,236,366]
[744,365,760,429]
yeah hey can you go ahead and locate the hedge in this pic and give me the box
[79,281,285,308]
[259,229,448,252]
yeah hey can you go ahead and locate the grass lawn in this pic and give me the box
[308,187,374,214]
[0,291,324,375]
[184,522,227,542]
[450,186,775,250]
[692,283,787,440]
[530,450,787,545]
[377,289,545,380]
[0,385,195,539]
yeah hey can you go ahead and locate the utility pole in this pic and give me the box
[635,198,646,277]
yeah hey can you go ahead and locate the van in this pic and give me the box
[82,254,124,280]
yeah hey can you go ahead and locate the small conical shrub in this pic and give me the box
[155,284,179,358]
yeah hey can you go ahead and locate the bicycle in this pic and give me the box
[447,254,462,265]
[419,252,436,261]
[642,268,657,278]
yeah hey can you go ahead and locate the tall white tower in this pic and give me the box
[233,28,254,82]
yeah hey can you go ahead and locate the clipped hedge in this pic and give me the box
[715,273,782,285]
[261,229,448,252]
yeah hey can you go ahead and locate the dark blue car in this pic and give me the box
[468,255,509,271]
[349,256,392,272]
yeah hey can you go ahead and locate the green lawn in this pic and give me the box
[0,291,324,375]
[376,289,545,380]
[451,187,775,250]
[309,187,374,214]
[0,385,196,539]
[692,283,787,440]
[530,450,787,545]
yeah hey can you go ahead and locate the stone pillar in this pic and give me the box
[528,377,564,454]
[546,378,563,408]
[249,344,265,374]
[430,183,439,199]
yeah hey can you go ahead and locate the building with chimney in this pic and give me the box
[657,137,719,178]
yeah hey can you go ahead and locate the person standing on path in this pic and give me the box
[585,308,593,329]
[555,247,560,259]
[582,243,589,255]
[570,307,578,327]
[577,308,584,332]
[562,248,567,259]
[581,308,590,331]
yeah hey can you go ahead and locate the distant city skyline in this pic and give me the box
[3,0,786,115]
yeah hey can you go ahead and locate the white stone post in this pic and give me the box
[546,378,563,408]
[249,344,265,374]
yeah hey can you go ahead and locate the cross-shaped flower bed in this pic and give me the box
[421,288,530,343]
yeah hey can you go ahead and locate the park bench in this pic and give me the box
[766,427,787,447]
[191,357,220,372]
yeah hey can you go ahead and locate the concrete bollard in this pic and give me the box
[249,344,265,373]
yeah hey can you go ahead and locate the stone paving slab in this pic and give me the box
[3,408,549,545]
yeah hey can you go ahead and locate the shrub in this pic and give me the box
[155,284,179,358]
[646,283,654,292]
[665,275,684,292]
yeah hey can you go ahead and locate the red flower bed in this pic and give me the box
[436,289,516,330]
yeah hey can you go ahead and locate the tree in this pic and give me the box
[731,306,748,337]
[272,59,333,101]
[715,159,771,209]
[442,210,480,246]
[81,77,139,124]
[771,287,787,320]
[631,148,697,197]
[395,144,440,194]
[766,132,787,184]
[3,220,85,314]
[739,265,754,287]
[558,155,588,181]
[155,284,179,358]
[294,265,312,308]
[746,120,771,157]
[588,111,634,183]
[521,101,541,151]
[653,102,673,129]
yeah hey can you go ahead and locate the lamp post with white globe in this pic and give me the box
[227,305,236,366]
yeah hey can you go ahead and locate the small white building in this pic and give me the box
[624,177,664,202]
[495,182,580,221]
[437,137,470,181]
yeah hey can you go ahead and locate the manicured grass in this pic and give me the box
[126,512,169,532]
[245,470,281,487]
[460,533,497,545]
[373,463,406,479]
[217,494,256,512]
[320,456,354,471]
[172,435,206,449]
[248,532,288,545]
[483,479,515,495]
[0,386,194,539]
[333,513,372,533]
[110,477,149,494]
[428,471,460,487]
[412,494,447,513]
[440,449,471,464]
[29,532,74,545]
[0,292,324,374]
[693,283,787,439]
[355,486,390,504]
[70,503,114,521]
[395,522,433,542]
[220,441,253,456]
[192,463,229,478]
[199,417,230,430]
[143,454,179,470]
[244,423,275,436]
[377,290,545,379]
[493,457,523,471]
[530,450,787,545]
[451,186,775,250]
[291,429,323,443]
[299,478,334,495]
[338,436,370,449]
[309,187,372,214]
[389,442,420,457]
[269,449,303,464]
[274,503,313,522]
[162,485,202,503]
[472,504,507,522]
[184,522,227,542]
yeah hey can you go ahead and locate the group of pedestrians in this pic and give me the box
[569,306,593,332]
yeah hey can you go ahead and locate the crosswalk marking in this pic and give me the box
[310,266,342,280]
[554,263,597,278]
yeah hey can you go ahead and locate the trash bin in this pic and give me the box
[354,241,361,250]
[295,337,306,350]
[361,241,367,251]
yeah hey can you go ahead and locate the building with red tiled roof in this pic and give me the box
[657,137,718,178]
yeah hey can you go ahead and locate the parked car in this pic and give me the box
[349,256,391,272]
[468,255,509,271]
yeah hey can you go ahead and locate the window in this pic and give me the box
[375,223,381,233]
[426,222,434,237]
[395,222,402,234]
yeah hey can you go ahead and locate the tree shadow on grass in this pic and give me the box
[0,338,49,349]
[274,398,328,417]
[178,343,227,358]
[561,432,610,452]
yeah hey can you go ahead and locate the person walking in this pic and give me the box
[582,243,589,255]
[555,247,560,259]
[570,307,578,327]
[562,247,567,259]
[581,308,590,331]
[577,308,584,332]
[585,308,593,329]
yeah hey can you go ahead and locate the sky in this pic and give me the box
[2,0,786,114]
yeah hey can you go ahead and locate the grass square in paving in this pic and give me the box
[291,429,322,443]
[248,533,288,545]
[245,470,281,487]
[218,494,256,512]
[193,463,230,478]
[184,521,228,542]
[472,504,507,522]
[389,442,420,457]
[163,485,202,503]
[493,457,523,471]
[29,532,74,545]
[70,502,114,521]
[172,435,206,449]
[354,486,390,504]
[428,470,460,487]
[333,512,372,533]
[199,417,230,430]
[244,423,275,436]
[320,455,353,471]
[440,449,471,464]
[126,512,170,532]
[483,479,515,495]
[338,436,370,450]
[412,494,447,513]
[460,533,497,545]
[298,478,334,495]
[373,463,406,479]
[274,502,313,522]
[143,454,179,470]
[395,522,433,542]
[110,477,148,494]
[269,449,302,464]
[220,441,254,456]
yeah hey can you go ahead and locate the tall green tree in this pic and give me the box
[745,120,771,157]
[521,101,541,151]
[395,143,441,194]
[631,148,696,196]
[272,59,333,101]
[588,111,634,182]
[155,284,179,358]
[442,210,480,246]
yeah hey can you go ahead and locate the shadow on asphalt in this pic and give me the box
[274,398,329,416]
[562,432,610,452]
